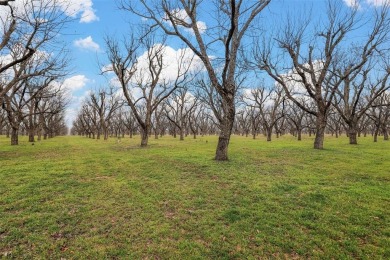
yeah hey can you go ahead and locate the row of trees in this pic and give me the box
[71,82,390,143]
[0,0,70,145]
[71,0,390,160]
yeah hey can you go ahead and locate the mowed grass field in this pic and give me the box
[0,134,389,259]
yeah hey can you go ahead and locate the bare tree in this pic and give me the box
[105,33,192,146]
[367,92,390,142]
[285,99,308,141]
[0,0,70,104]
[254,0,390,149]
[242,86,285,141]
[88,87,122,140]
[333,63,390,144]
[120,0,271,160]
[165,87,198,140]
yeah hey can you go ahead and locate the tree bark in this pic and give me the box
[297,128,302,141]
[374,127,379,142]
[383,126,388,141]
[141,127,149,147]
[179,128,184,141]
[11,128,18,145]
[314,115,327,149]
[28,130,35,143]
[266,129,272,142]
[215,97,235,161]
[348,122,358,145]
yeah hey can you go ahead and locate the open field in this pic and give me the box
[0,134,389,259]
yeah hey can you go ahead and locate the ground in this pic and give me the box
[0,134,389,258]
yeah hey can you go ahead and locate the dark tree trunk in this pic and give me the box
[215,97,235,161]
[11,128,18,145]
[28,131,35,143]
[266,129,272,142]
[179,128,184,141]
[348,120,358,145]
[141,127,149,147]
[374,127,379,142]
[383,128,388,140]
[297,128,302,141]
[314,115,327,149]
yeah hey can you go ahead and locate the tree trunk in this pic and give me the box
[179,128,184,141]
[297,128,302,141]
[215,97,235,161]
[141,127,149,147]
[374,127,379,142]
[11,128,18,145]
[382,125,388,141]
[28,130,35,143]
[314,115,327,149]
[266,129,272,142]
[348,121,358,145]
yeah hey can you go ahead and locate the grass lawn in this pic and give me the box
[0,134,389,258]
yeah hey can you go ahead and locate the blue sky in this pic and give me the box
[49,0,388,126]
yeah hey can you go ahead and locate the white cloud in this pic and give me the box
[133,44,204,85]
[59,0,99,23]
[343,0,361,8]
[63,75,89,92]
[366,0,389,6]
[74,36,100,51]
[343,0,389,8]
[79,7,99,23]
[0,0,99,23]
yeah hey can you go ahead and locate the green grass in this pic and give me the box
[0,134,389,259]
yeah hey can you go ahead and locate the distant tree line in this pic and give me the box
[70,83,390,143]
